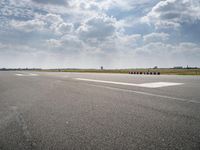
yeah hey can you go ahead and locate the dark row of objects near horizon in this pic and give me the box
[129,71,160,75]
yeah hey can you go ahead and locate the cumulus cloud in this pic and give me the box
[10,13,73,34]
[142,0,200,29]
[135,42,200,58]
[132,42,200,67]
[77,15,117,42]
[40,13,73,34]
[60,35,84,50]
[57,23,73,34]
[46,39,62,48]
[70,0,101,11]
[98,0,157,11]
[10,19,45,32]
[143,32,169,43]
[117,34,142,49]
[32,0,68,5]
[45,35,84,52]
[0,0,34,21]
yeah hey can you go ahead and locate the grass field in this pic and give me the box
[44,68,200,75]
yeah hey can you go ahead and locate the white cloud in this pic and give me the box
[142,0,200,29]
[0,43,6,49]
[40,13,71,34]
[32,0,68,5]
[0,42,39,55]
[135,42,200,58]
[77,14,117,42]
[42,13,63,23]
[117,34,142,49]
[10,13,74,34]
[143,32,169,43]
[10,19,45,32]
[0,0,34,21]
[46,39,62,48]
[98,0,133,11]
[45,35,84,51]
[56,23,73,34]
[131,42,200,67]
[98,0,154,11]
[70,0,101,11]
[60,35,84,49]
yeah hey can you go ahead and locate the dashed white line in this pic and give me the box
[75,78,183,88]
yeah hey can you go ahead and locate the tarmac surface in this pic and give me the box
[0,71,200,150]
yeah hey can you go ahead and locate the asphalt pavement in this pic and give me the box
[0,71,200,150]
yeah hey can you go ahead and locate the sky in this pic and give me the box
[0,0,200,69]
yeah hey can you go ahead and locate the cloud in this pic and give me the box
[0,0,34,21]
[142,0,200,29]
[56,23,73,34]
[32,0,68,5]
[132,42,200,67]
[135,42,200,58]
[10,19,45,32]
[60,35,84,50]
[0,43,6,48]
[98,0,159,11]
[77,15,117,42]
[70,0,101,11]
[10,13,73,34]
[143,32,169,43]
[40,13,73,34]
[117,34,142,50]
[46,39,62,48]
[45,35,84,52]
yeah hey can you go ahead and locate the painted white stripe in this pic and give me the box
[75,78,183,88]
[29,73,38,76]
[75,78,138,86]
[16,74,24,76]
[85,83,200,104]
[15,73,39,76]
[138,82,183,88]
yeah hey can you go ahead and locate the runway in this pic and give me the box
[0,71,200,149]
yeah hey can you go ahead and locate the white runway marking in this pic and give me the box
[85,83,200,104]
[138,82,183,88]
[75,78,183,88]
[29,73,38,76]
[15,73,39,76]
[16,74,24,76]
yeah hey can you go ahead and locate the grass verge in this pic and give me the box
[42,68,200,75]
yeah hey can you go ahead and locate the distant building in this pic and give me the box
[100,66,103,70]
[153,66,158,69]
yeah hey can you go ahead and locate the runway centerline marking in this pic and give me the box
[16,74,24,76]
[84,83,200,104]
[15,73,39,76]
[75,78,183,88]
[29,73,39,76]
